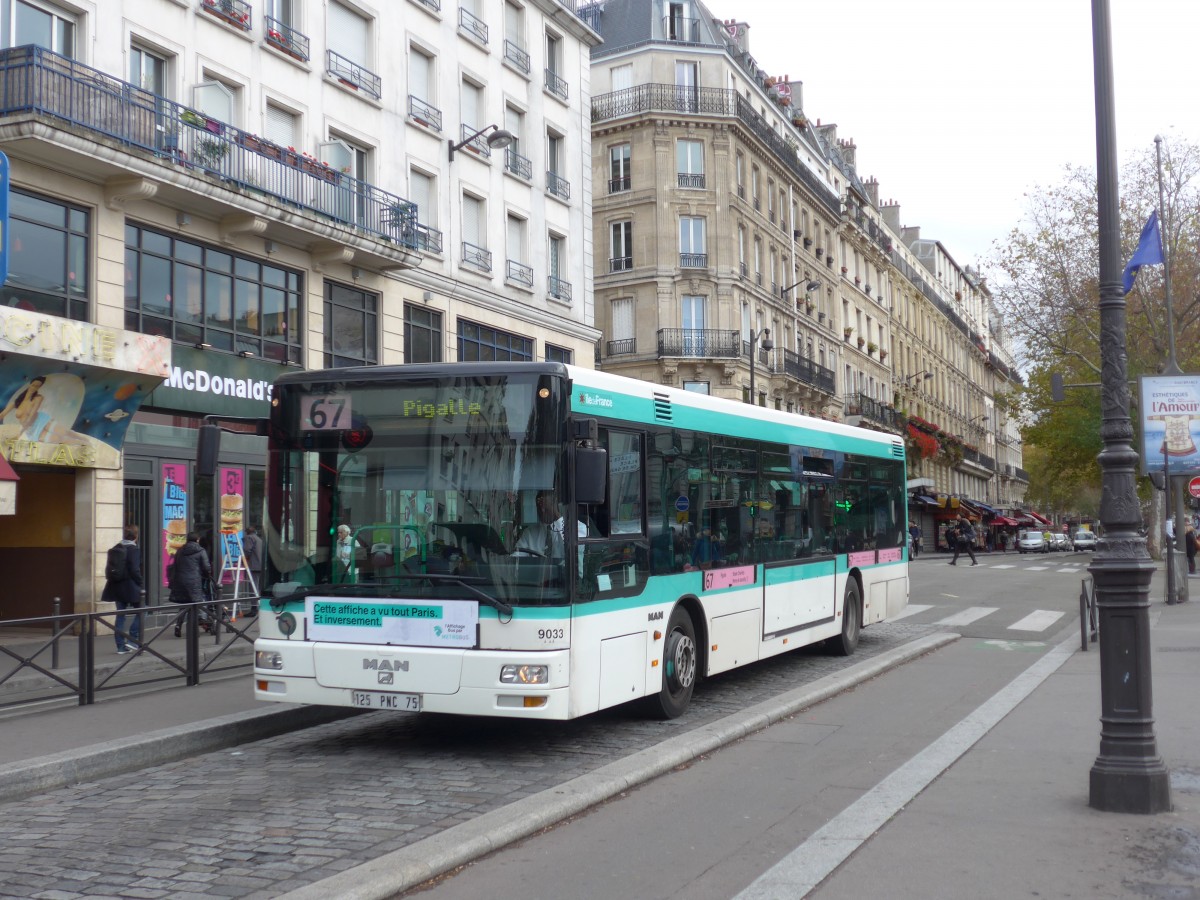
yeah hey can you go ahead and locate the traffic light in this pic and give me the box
[1051,372,1065,403]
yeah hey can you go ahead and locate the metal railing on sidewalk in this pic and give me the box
[0,600,256,711]
[1079,577,1098,651]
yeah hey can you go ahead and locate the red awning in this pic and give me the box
[992,515,1020,526]
[1027,511,1052,525]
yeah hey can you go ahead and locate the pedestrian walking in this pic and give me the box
[242,523,263,585]
[909,522,921,559]
[1187,523,1197,575]
[949,515,978,566]
[169,531,214,636]
[102,524,144,654]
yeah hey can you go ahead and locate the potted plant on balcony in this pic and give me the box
[867,341,878,355]
[195,136,229,170]
[805,301,814,314]
[841,266,848,274]
[843,326,853,340]
[880,348,888,361]
[803,236,813,249]
[857,336,866,349]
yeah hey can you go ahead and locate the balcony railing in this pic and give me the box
[663,15,701,42]
[609,175,630,193]
[462,241,492,271]
[548,275,572,301]
[591,84,841,216]
[415,224,443,254]
[503,39,530,73]
[739,261,748,278]
[680,252,708,268]
[458,7,489,43]
[264,16,309,61]
[410,0,440,10]
[607,338,636,356]
[782,349,836,394]
[0,46,419,249]
[546,170,570,199]
[201,0,251,31]
[506,259,533,288]
[545,68,568,101]
[609,256,632,272]
[1015,467,1030,482]
[743,340,771,367]
[845,392,902,430]
[408,95,442,131]
[459,123,496,157]
[505,148,532,180]
[327,49,381,100]
[657,328,740,359]
[677,172,705,188]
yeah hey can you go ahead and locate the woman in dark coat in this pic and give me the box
[101,524,144,653]
[171,531,213,635]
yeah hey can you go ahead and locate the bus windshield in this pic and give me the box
[263,369,574,609]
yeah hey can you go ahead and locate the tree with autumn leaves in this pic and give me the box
[989,137,1200,550]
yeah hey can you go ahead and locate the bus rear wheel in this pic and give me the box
[647,606,697,719]
[829,579,861,656]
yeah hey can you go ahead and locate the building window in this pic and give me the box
[3,0,75,55]
[4,189,88,321]
[408,46,440,129]
[679,216,706,268]
[545,344,572,364]
[124,224,302,362]
[324,281,378,368]
[544,31,567,100]
[130,44,166,94]
[610,220,632,272]
[682,381,710,394]
[611,297,634,353]
[462,193,489,270]
[404,303,443,364]
[264,102,298,149]
[609,142,631,193]
[676,139,704,188]
[735,152,745,198]
[328,2,379,99]
[548,233,570,300]
[458,320,532,362]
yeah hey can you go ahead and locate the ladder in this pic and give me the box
[219,530,258,619]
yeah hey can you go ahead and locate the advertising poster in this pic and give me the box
[218,467,245,584]
[1139,375,1200,476]
[162,462,188,588]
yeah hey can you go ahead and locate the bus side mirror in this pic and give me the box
[197,424,222,477]
[576,447,608,505]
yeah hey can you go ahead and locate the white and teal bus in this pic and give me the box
[245,363,908,719]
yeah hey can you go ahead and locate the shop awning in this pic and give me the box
[992,515,1020,527]
[1027,511,1053,525]
[910,494,939,506]
[972,501,1000,517]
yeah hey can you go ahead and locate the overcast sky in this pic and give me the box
[721,0,1199,271]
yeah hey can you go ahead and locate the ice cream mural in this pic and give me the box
[161,462,188,588]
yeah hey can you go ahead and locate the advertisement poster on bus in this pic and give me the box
[218,466,244,583]
[1138,375,1200,476]
[161,462,188,587]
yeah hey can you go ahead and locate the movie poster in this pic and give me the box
[1139,375,1200,476]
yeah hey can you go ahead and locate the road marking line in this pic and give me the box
[933,607,998,627]
[1026,566,1049,571]
[1008,610,1066,632]
[888,604,933,621]
[732,635,1077,899]
[989,564,1016,569]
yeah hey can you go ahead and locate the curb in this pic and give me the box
[0,703,361,803]
[276,631,960,900]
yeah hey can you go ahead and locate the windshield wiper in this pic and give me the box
[269,575,513,617]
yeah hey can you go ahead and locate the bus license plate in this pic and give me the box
[351,690,422,711]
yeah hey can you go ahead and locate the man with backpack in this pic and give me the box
[101,524,144,654]
[169,531,214,637]
[949,514,978,566]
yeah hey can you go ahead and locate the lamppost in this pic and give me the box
[1088,0,1170,813]
[448,123,514,162]
[747,328,773,406]
[904,371,934,388]
[781,279,822,298]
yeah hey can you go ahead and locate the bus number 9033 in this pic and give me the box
[538,628,565,641]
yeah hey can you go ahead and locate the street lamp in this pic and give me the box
[905,371,934,386]
[781,279,822,296]
[1088,0,1170,813]
[448,124,514,162]
[747,328,773,405]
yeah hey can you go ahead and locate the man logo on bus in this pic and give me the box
[579,392,613,408]
[363,658,410,672]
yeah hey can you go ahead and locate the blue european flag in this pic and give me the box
[1122,209,1164,295]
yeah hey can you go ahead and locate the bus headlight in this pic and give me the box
[256,650,284,670]
[500,664,548,685]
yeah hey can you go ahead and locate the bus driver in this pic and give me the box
[515,491,586,558]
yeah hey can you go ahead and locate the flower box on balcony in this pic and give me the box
[880,349,888,361]
[857,337,866,349]
[867,342,878,354]
[843,327,853,339]
[841,266,848,274]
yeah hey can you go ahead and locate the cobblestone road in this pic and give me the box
[0,622,933,899]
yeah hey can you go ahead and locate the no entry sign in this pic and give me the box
[1190,476,1200,499]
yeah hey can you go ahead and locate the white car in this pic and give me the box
[1018,530,1048,553]
[1073,530,1097,551]
[1051,533,1070,552]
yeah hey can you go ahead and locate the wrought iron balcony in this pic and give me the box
[680,253,708,269]
[459,123,497,158]
[607,338,636,356]
[408,95,442,131]
[506,259,533,288]
[609,256,633,272]
[845,392,902,430]
[201,0,251,31]
[739,261,748,278]
[545,68,568,101]
[609,175,630,193]
[459,7,489,43]
[743,340,771,368]
[264,16,309,61]
[548,275,572,301]
[591,84,841,216]
[782,349,836,393]
[415,224,443,254]
[547,170,571,200]
[462,241,492,271]
[677,172,705,188]
[327,49,381,100]
[657,328,740,359]
[0,46,419,251]
[410,0,440,10]
[504,148,532,179]
[503,39,530,73]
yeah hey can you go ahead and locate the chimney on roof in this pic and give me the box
[721,19,750,53]
[817,122,837,144]
[881,200,901,234]
[864,176,879,208]
[838,138,856,168]
[902,225,921,245]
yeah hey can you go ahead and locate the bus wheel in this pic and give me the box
[648,606,697,719]
[830,579,861,656]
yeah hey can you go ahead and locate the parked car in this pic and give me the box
[1051,533,1071,552]
[1018,529,1049,553]
[1073,530,1098,551]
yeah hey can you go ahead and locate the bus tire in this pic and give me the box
[647,606,697,719]
[830,578,861,656]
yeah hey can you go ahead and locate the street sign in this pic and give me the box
[1189,476,1200,499]
[0,150,9,285]
[674,495,689,512]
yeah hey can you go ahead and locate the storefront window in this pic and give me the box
[125,225,303,363]
[2,189,89,320]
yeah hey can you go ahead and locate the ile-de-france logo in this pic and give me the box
[578,391,613,408]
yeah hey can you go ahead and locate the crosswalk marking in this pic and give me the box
[1008,610,1066,632]
[889,604,934,621]
[989,564,1016,569]
[934,607,999,627]
[1026,566,1049,571]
